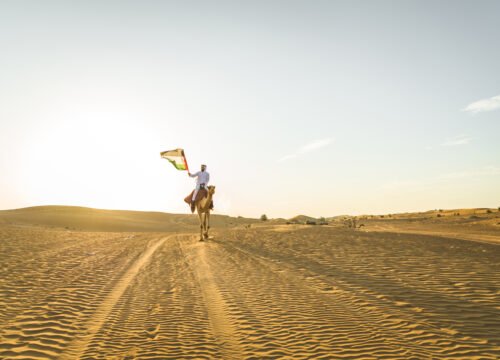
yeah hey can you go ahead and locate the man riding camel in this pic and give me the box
[188,164,211,212]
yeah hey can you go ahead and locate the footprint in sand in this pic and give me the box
[148,303,161,315]
[145,324,160,340]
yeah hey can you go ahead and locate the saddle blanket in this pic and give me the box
[184,188,208,204]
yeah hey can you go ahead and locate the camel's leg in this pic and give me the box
[203,213,209,240]
[198,211,204,241]
[205,212,211,239]
[203,212,209,241]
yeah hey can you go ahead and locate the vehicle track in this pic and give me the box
[60,235,173,359]
[178,236,244,359]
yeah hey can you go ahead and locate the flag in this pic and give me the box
[160,148,189,171]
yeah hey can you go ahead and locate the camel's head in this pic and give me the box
[207,185,216,195]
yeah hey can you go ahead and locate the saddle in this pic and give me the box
[184,188,208,204]
[184,189,214,210]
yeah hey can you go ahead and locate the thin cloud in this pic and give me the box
[298,138,333,153]
[437,166,500,180]
[384,165,500,189]
[441,135,473,147]
[425,135,472,150]
[278,154,297,162]
[462,94,500,114]
[278,137,334,162]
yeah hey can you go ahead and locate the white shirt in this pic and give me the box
[190,170,210,186]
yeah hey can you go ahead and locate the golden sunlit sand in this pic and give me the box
[0,206,499,359]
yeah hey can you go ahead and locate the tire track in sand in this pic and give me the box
[178,235,244,359]
[60,235,173,360]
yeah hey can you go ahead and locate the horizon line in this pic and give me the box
[0,203,497,219]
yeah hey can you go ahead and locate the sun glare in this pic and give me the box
[16,105,183,211]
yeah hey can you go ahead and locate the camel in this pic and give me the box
[194,185,215,241]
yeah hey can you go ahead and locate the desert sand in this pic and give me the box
[0,206,499,359]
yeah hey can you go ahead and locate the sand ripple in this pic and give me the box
[1,224,499,359]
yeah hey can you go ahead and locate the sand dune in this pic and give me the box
[360,208,500,245]
[0,206,257,232]
[0,207,499,359]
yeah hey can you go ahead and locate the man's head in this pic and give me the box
[201,164,207,171]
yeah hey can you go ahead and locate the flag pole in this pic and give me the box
[181,149,190,172]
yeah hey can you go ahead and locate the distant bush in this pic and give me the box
[439,209,443,212]
[260,214,268,221]
[318,217,328,225]
[437,214,442,217]
[486,209,492,214]
[343,217,364,230]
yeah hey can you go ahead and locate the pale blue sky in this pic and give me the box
[0,1,499,218]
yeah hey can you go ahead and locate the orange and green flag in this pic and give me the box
[160,148,189,171]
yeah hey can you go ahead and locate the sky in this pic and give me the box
[0,0,499,218]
